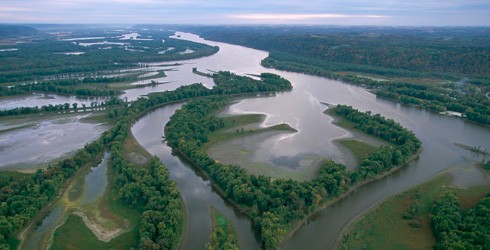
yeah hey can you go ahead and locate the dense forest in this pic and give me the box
[431,192,490,249]
[193,26,490,76]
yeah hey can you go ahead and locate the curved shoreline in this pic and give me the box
[280,146,423,248]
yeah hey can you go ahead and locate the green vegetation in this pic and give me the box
[0,139,106,249]
[338,139,377,163]
[0,28,218,84]
[0,97,123,117]
[192,26,490,125]
[204,113,296,150]
[205,114,305,180]
[165,92,420,249]
[3,69,417,249]
[484,161,490,170]
[431,192,490,249]
[51,214,134,250]
[341,174,490,249]
[205,208,239,250]
[197,26,490,76]
[0,172,31,189]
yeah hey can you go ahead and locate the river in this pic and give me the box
[7,31,490,249]
[131,32,490,249]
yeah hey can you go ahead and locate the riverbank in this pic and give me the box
[339,170,490,249]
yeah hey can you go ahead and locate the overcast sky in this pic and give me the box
[0,0,489,26]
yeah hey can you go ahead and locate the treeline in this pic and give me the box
[196,27,490,75]
[0,79,122,97]
[213,71,292,94]
[377,83,490,124]
[0,97,122,117]
[165,96,421,248]
[262,54,490,125]
[0,140,105,249]
[431,192,490,249]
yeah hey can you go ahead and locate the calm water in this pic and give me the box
[131,104,260,250]
[0,93,108,110]
[81,152,110,204]
[21,153,110,250]
[0,114,109,170]
[133,33,490,249]
[9,31,490,249]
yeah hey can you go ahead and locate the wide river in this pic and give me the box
[4,31,489,249]
[131,32,490,249]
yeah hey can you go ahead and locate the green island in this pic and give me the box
[205,207,239,250]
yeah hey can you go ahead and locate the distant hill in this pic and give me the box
[0,24,40,38]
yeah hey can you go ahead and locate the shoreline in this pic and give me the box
[280,146,423,248]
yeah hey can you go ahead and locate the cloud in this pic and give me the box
[229,13,388,20]
[0,6,33,12]
[0,0,488,25]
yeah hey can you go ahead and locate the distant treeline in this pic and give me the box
[0,97,122,117]
[0,31,218,83]
[0,24,40,38]
[195,26,490,76]
[0,78,123,97]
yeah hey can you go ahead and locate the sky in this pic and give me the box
[0,0,489,26]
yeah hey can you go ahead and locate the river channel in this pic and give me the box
[132,32,490,249]
[7,31,490,249]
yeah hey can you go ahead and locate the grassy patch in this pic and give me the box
[204,113,308,180]
[50,214,135,250]
[338,139,377,163]
[123,132,152,167]
[204,113,297,151]
[341,173,490,249]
